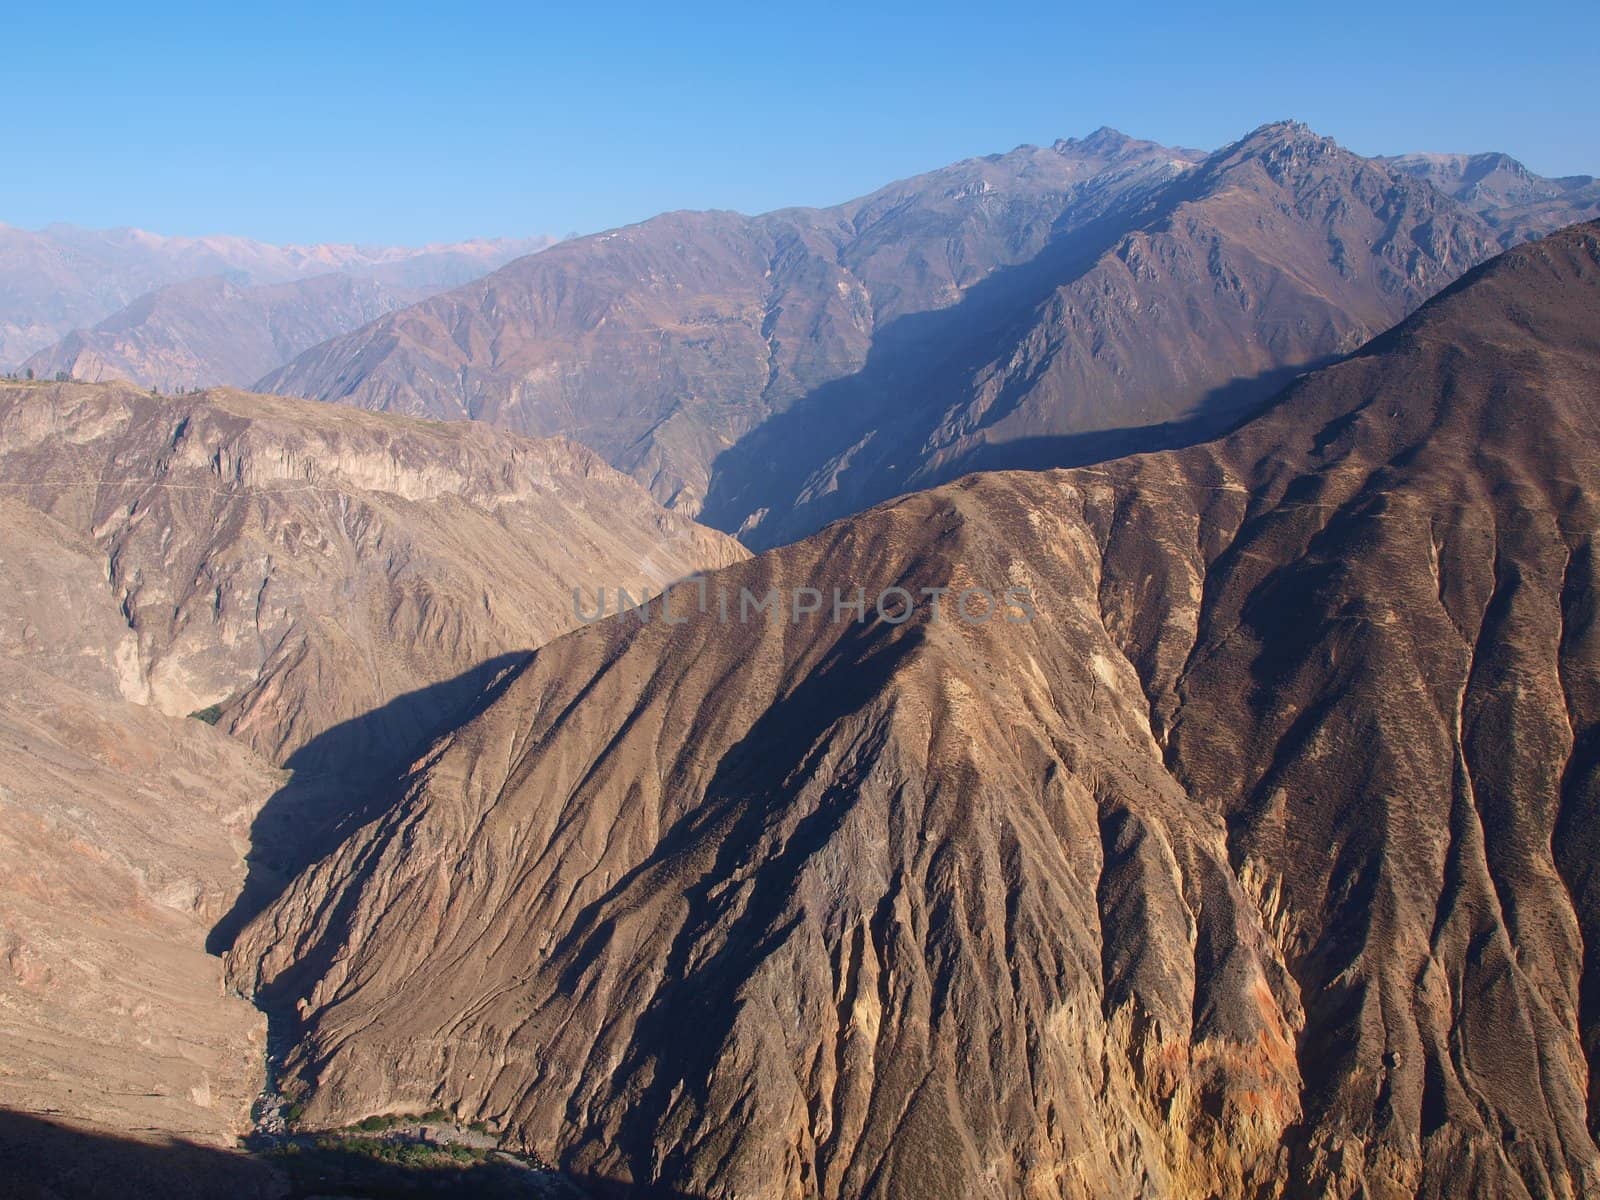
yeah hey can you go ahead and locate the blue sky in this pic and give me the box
[2,0,1592,246]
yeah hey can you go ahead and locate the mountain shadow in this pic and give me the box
[942,355,1342,477]
[696,202,1165,547]
[0,1109,282,1200]
[207,652,532,956]
[0,1108,639,1199]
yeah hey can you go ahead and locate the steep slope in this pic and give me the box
[233,223,1600,1199]
[258,129,1204,514]
[1381,151,1600,246]
[0,497,283,1146]
[20,252,549,392]
[0,223,548,367]
[707,121,1501,545]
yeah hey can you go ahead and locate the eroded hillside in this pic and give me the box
[233,224,1600,1198]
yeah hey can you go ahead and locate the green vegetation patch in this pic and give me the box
[264,1134,535,1198]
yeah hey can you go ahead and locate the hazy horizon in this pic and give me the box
[2,0,1593,246]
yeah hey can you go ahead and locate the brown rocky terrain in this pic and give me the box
[0,223,548,368]
[0,380,744,771]
[0,380,743,1166]
[233,223,1600,1198]
[0,497,282,1146]
[259,123,1588,550]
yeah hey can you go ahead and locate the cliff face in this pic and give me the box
[0,497,282,1145]
[0,380,745,772]
[232,224,1600,1198]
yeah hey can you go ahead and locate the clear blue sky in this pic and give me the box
[2,0,1592,246]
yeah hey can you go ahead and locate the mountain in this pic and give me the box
[1381,151,1600,246]
[257,123,1585,548]
[232,222,1600,1199]
[704,122,1500,545]
[23,271,458,393]
[257,129,1206,516]
[0,223,549,367]
[0,379,743,1156]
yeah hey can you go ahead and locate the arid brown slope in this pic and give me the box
[0,497,282,1145]
[233,224,1600,1198]
[0,380,744,772]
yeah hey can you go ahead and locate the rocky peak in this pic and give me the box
[1208,119,1345,176]
[1052,125,1200,169]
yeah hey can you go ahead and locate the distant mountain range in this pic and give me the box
[0,223,550,370]
[1378,150,1600,243]
[251,123,1594,548]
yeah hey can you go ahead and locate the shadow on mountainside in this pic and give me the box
[696,206,1156,546]
[0,1110,283,1200]
[695,164,1275,550]
[207,652,532,956]
[943,355,1342,477]
[1,1109,696,1199]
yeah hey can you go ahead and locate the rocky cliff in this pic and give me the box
[0,380,744,771]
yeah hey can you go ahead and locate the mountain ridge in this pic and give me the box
[0,223,551,368]
[255,121,1566,549]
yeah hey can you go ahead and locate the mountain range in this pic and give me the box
[1379,151,1600,244]
[254,122,1586,549]
[0,223,550,371]
[1,119,1598,1200]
